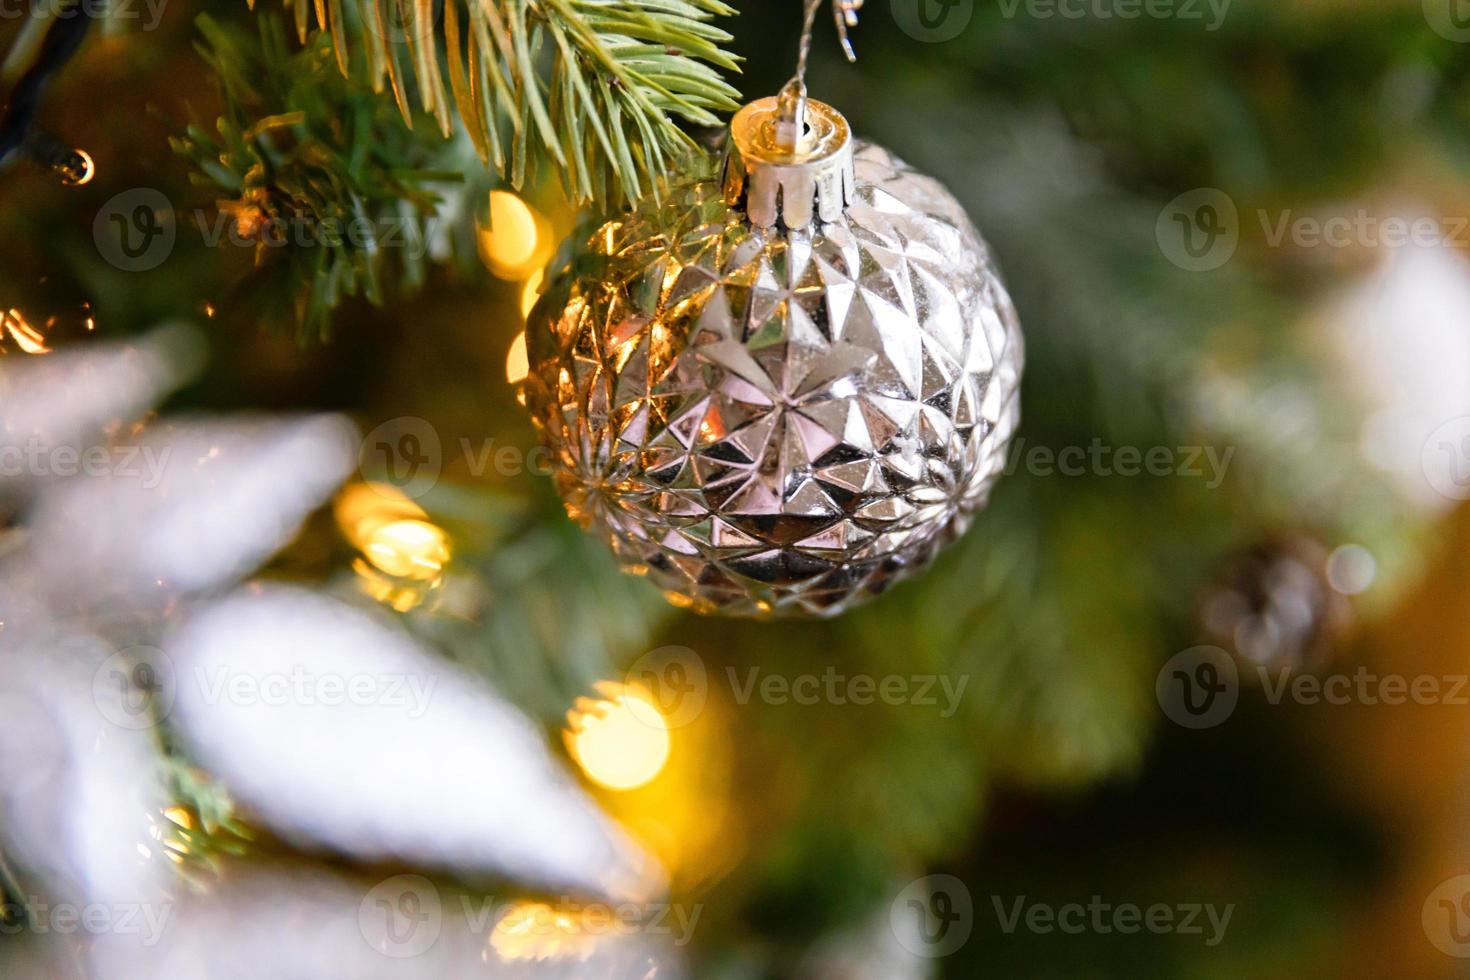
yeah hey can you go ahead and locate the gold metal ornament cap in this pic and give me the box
[721,91,855,230]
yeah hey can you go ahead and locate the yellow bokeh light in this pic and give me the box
[335,482,425,544]
[520,268,544,319]
[565,683,670,791]
[489,901,602,963]
[335,483,452,612]
[163,806,194,831]
[479,190,546,280]
[506,331,529,385]
[363,519,450,581]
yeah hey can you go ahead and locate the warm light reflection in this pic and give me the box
[506,331,529,385]
[145,807,194,867]
[335,482,423,539]
[586,680,741,894]
[363,519,450,580]
[565,682,670,791]
[479,190,547,280]
[3,308,50,354]
[489,901,600,963]
[520,269,544,319]
[61,149,95,186]
[598,221,622,256]
[335,482,452,612]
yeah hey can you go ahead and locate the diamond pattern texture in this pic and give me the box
[523,143,1024,617]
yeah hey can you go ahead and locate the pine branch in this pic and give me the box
[171,14,483,340]
[257,0,742,207]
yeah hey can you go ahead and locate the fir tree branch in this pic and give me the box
[258,0,742,206]
[171,14,483,340]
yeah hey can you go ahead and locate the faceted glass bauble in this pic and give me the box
[522,143,1024,617]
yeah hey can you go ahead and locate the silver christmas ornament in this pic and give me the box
[522,90,1024,618]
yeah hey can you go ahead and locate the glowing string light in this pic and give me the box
[564,682,671,791]
[335,482,452,612]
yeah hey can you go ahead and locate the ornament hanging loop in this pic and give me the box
[723,0,860,228]
[774,0,861,153]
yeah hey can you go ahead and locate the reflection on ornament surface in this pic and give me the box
[565,682,671,791]
[522,144,1024,617]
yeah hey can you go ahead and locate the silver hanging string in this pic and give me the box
[833,0,863,62]
[775,0,861,152]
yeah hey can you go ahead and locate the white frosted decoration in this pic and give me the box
[23,415,358,614]
[798,907,933,980]
[0,939,70,980]
[1320,239,1470,512]
[0,578,50,642]
[0,325,201,498]
[0,628,170,915]
[167,587,660,902]
[87,864,685,980]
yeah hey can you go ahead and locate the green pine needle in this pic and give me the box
[173,14,481,340]
[264,0,742,207]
